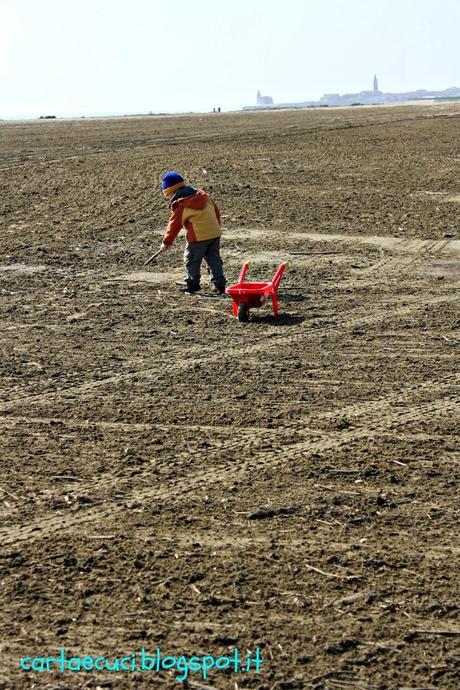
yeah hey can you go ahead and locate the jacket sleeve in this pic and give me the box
[162,205,184,245]
[212,200,221,225]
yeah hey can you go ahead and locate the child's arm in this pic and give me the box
[162,205,183,246]
[212,200,221,225]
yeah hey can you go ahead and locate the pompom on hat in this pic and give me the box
[161,170,186,196]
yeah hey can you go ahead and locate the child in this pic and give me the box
[159,171,226,294]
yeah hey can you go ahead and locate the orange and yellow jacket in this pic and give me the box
[162,187,222,246]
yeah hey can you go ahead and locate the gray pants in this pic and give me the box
[184,237,226,289]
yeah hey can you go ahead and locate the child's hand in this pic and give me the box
[160,242,169,253]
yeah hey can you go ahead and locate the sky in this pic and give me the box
[1,0,459,118]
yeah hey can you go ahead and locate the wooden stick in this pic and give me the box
[305,563,360,581]
[0,487,19,500]
[144,248,163,266]
[328,681,381,689]
[410,629,460,636]
[50,475,82,482]
[187,681,219,690]
[290,251,343,256]
[151,576,174,587]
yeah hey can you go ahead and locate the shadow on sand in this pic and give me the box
[248,313,305,326]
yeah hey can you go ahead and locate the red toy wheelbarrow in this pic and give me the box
[226,261,288,322]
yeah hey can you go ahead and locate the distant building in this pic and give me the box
[319,88,384,106]
[257,89,274,105]
[319,79,460,106]
[243,77,460,111]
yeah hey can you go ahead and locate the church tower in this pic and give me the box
[373,74,379,92]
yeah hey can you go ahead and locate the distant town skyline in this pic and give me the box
[249,76,460,111]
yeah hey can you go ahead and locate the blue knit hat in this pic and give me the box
[162,170,185,196]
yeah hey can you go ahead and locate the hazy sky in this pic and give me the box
[1,0,459,118]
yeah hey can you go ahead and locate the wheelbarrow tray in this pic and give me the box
[226,281,275,309]
[226,262,287,320]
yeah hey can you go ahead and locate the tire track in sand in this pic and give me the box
[0,392,456,547]
[0,374,456,435]
[0,292,456,413]
[359,238,455,276]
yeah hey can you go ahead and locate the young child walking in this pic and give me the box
[159,171,226,294]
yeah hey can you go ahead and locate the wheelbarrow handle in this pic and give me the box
[238,261,250,283]
[271,261,288,290]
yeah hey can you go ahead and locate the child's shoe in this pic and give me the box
[180,284,201,294]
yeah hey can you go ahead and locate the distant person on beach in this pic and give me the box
[159,171,226,294]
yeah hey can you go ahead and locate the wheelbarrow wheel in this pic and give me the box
[237,302,249,322]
